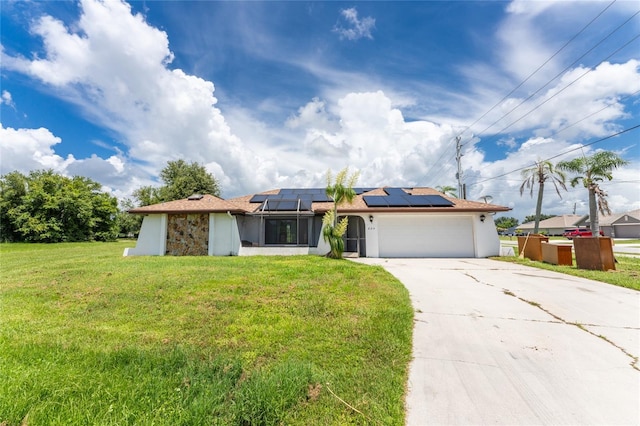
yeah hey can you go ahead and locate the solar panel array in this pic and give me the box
[363,189,454,208]
[249,188,378,209]
[248,187,453,210]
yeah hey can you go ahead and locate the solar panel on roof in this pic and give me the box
[408,195,454,207]
[299,199,312,210]
[384,187,408,196]
[363,196,389,207]
[276,188,331,202]
[250,194,268,203]
[265,200,299,211]
[354,188,376,195]
[385,196,410,207]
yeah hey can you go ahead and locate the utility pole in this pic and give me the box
[455,136,465,199]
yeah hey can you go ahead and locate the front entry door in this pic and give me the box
[342,216,366,257]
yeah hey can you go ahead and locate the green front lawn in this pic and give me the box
[494,254,640,291]
[0,242,413,425]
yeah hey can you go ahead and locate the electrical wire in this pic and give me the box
[470,124,640,187]
[472,32,640,145]
[425,0,640,185]
[454,0,618,144]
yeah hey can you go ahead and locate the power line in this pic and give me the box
[423,2,633,185]
[470,124,640,187]
[454,0,618,144]
[472,32,640,144]
[461,11,640,146]
[473,89,640,174]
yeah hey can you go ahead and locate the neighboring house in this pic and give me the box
[124,187,510,258]
[519,215,584,236]
[575,209,640,238]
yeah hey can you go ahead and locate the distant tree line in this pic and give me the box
[0,160,221,243]
[0,170,119,243]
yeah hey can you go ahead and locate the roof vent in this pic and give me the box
[187,194,204,200]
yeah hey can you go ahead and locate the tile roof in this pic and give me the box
[520,215,584,229]
[129,187,511,214]
[599,209,640,226]
[128,194,245,214]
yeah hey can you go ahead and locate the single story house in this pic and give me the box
[124,187,510,258]
[575,209,640,238]
[519,215,584,236]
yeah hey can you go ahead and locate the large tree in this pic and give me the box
[558,151,628,235]
[0,170,118,242]
[520,160,567,234]
[133,160,221,206]
[323,167,359,259]
[115,198,143,237]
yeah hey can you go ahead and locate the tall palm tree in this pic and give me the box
[520,160,567,234]
[558,151,628,235]
[436,185,457,198]
[323,167,360,258]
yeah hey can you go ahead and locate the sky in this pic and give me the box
[1,0,639,223]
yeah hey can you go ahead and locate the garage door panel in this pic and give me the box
[378,216,474,257]
[614,225,640,238]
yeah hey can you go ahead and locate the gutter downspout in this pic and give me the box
[227,211,234,255]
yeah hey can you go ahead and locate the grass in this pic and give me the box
[613,239,640,245]
[494,254,640,291]
[0,241,413,425]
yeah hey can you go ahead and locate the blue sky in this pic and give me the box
[1,0,639,222]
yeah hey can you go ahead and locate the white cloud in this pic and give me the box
[1,91,15,108]
[333,7,375,41]
[0,124,72,173]
[0,123,140,192]
[466,138,640,222]
[1,0,277,196]
[1,0,637,221]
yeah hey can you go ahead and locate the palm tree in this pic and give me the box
[520,160,567,234]
[323,167,360,258]
[436,185,457,197]
[558,151,628,235]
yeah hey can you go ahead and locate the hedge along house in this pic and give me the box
[123,187,510,258]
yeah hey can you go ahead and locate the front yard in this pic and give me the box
[0,241,413,425]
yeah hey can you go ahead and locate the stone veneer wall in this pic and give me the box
[166,213,209,256]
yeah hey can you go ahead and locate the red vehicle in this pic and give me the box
[562,228,604,239]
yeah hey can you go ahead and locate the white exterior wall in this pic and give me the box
[313,228,330,256]
[474,214,501,257]
[123,214,167,256]
[209,213,241,256]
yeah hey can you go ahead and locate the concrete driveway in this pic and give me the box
[353,258,640,425]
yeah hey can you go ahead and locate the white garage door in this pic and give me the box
[378,215,475,257]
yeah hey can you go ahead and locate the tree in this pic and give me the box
[0,171,28,242]
[523,214,555,224]
[322,167,359,258]
[436,185,457,197]
[494,216,519,230]
[115,198,143,237]
[558,151,628,235]
[134,160,221,206]
[520,160,567,234]
[0,170,118,242]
